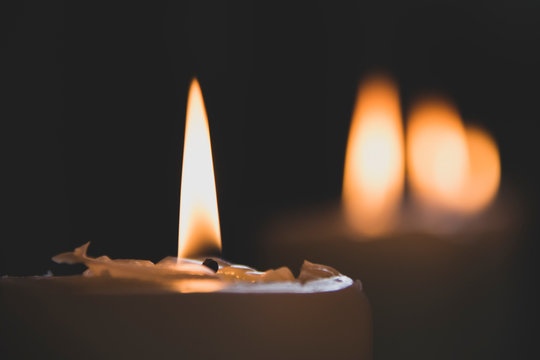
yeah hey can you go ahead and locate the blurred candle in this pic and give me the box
[261,77,513,359]
[342,75,405,236]
[407,98,501,215]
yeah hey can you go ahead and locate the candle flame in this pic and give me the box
[458,126,501,213]
[407,99,500,213]
[407,99,469,207]
[178,79,221,259]
[342,75,405,236]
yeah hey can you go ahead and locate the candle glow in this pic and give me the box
[457,125,501,213]
[407,99,500,213]
[342,76,405,236]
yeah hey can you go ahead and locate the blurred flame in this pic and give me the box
[407,99,469,207]
[407,99,500,213]
[459,126,501,213]
[342,76,405,235]
[178,79,221,259]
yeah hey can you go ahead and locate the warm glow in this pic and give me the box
[178,79,221,259]
[407,99,469,207]
[169,279,226,293]
[459,126,501,213]
[342,76,405,235]
[407,99,500,213]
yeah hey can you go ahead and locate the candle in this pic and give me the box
[260,74,508,243]
[0,78,373,360]
[48,78,363,290]
[259,74,515,359]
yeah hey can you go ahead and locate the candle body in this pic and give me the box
[261,206,516,360]
[1,276,372,360]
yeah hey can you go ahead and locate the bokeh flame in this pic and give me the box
[458,126,501,213]
[407,99,500,213]
[178,79,221,259]
[342,76,405,235]
[406,100,469,207]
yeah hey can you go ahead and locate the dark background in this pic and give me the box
[2,0,539,358]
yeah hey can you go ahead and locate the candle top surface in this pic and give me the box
[41,243,357,294]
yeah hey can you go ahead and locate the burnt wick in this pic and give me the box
[202,259,219,273]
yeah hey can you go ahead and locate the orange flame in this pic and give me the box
[407,99,500,213]
[178,79,221,259]
[459,126,501,213]
[406,99,469,207]
[342,76,405,235]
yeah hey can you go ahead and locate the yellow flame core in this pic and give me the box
[342,76,405,236]
[407,99,500,213]
[178,79,221,259]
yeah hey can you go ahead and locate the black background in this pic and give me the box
[3,0,539,358]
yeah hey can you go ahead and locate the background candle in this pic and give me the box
[259,187,521,359]
[3,1,539,359]
[258,74,519,358]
